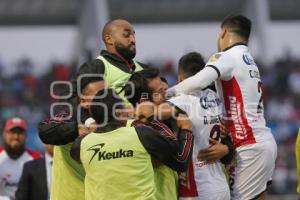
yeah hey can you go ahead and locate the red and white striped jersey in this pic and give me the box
[0,147,41,198]
[206,44,274,148]
[168,89,229,198]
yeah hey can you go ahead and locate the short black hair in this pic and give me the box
[178,52,205,78]
[91,89,123,125]
[124,68,160,106]
[78,60,105,94]
[221,15,252,40]
[160,77,168,84]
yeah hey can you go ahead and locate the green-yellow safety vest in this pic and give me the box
[80,127,157,200]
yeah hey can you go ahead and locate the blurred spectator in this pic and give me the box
[0,118,41,200]
[15,144,53,200]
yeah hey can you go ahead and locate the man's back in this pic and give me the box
[79,126,156,200]
[207,44,274,147]
[206,44,277,199]
[168,89,230,199]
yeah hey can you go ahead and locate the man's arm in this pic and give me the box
[70,135,86,163]
[135,125,193,172]
[169,66,219,95]
[220,135,235,165]
[38,112,79,145]
[168,52,235,95]
[15,162,31,200]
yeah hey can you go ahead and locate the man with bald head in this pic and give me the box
[102,19,136,61]
[73,19,145,101]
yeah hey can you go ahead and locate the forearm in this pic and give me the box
[172,129,194,171]
[220,135,235,165]
[70,136,85,163]
[38,112,79,145]
[171,67,218,95]
[162,129,194,172]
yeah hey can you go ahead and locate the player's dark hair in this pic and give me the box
[91,89,123,125]
[178,52,205,78]
[78,60,105,94]
[160,77,168,84]
[124,67,160,106]
[221,15,252,40]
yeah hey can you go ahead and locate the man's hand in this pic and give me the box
[135,101,155,122]
[197,138,229,163]
[177,113,192,130]
[78,126,89,136]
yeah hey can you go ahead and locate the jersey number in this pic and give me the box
[257,81,263,113]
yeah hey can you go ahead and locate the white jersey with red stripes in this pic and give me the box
[168,89,230,199]
[0,147,41,198]
[206,44,274,148]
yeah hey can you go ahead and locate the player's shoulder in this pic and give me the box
[200,88,220,102]
[25,149,42,160]
[203,88,218,97]
[0,146,4,153]
[78,59,105,74]
[168,93,193,105]
[207,51,235,66]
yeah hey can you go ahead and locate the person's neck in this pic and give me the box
[222,39,247,51]
[105,48,132,69]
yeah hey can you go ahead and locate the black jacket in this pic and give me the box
[15,158,48,200]
[38,50,146,145]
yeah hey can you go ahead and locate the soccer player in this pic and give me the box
[163,52,233,200]
[167,15,277,200]
[0,118,41,200]
[70,89,192,200]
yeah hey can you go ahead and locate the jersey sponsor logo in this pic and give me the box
[228,96,247,140]
[208,53,222,63]
[242,54,256,66]
[0,174,17,187]
[200,96,221,109]
[195,160,216,168]
[87,143,134,164]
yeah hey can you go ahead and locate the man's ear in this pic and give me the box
[221,28,227,39]
[104,34,114,46]
[177,72,185,83]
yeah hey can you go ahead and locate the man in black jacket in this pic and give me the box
[15,144,53,200]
